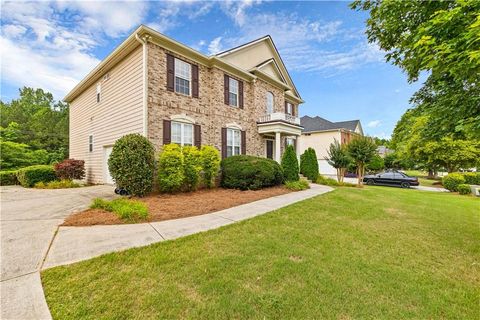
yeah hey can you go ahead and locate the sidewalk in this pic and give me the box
[43,184,333,269]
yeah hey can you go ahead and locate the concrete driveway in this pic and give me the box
[0,185,114,320]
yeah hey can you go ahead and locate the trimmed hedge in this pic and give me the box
[16,165,56,187]
[221,155,284,190]
[108,134,155,197]
[200,145,220,188]
[281,145,299,182]
[0,170,18,186]
[442,173,465,192]
[457,184,471,195]
[158,144,185,193]
[462,172,480,185]
[54,159,85,180]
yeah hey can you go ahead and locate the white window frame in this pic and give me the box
[174,58,191,96]
[286,137,295,146]
[171,121,193,146]
[266,92,274,114]
[226,128,241,157]
[96,83,101,103]
[286,102,293,115]
[89,134,93,152]
[229,77,239,107]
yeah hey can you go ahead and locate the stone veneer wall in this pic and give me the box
[147,42,294,157]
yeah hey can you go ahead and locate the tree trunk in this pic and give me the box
[336,168,342,183]
[427,169,434,179]
[357,164,364,187]
[339,168,345,183]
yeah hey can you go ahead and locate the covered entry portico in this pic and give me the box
[257,112,303,162]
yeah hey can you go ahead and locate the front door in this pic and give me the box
[266,140,274,159]
[104,146,114,185]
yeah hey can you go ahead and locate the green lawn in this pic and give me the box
[405,170,444,187]
[42,187,479,319]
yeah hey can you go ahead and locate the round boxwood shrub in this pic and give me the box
[221,155,283,190]
[463,172,480,185]
[281,145,299,181]
[457,184,471,195]
[108,134,155,197]
[442,173,465,192]
[16,165,56,187]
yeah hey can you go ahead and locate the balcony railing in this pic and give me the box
[258,112,300,125]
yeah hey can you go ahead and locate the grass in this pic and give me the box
[90,198,149,222]
[34,179,81,189]
[42,187,479,319]
[405,170,443,187]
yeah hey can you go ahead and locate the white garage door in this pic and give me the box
[318,159,337,175]
[103,146,114,185]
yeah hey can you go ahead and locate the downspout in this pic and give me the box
[135,33,150,137]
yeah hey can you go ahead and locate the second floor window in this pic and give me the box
[266,92,274,114]
[286,102,293,115]
[226,128,241,157]
[171,121,193,146]
[89,135,93,152]
[175,58,191,96]
[229,78,238,107]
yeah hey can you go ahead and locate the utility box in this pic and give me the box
[470,185,480,197]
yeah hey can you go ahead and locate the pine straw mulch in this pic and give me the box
[62,186,292,227]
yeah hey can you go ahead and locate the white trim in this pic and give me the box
[174,57,192,96]
[171,121,194,146]
[170,114,196,124]
[135,33,150,137]
[225,122,242,130]
[216,36,270,57]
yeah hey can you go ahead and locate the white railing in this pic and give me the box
[258,112,300,125]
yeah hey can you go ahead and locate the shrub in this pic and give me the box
[34,179,80,189]
[366,154,385,172]
[221,155,283,190]
[90,198,148,222]
[16,165,56,187]
[442,173,465,191]
[54,159,85,180]
[281,145,299,181]
[301,148,319,181]
[316,175,340,186]
[0,170,18,185]
[108,134,155,197]
[457,184,471,195]
[182,146,201,191]
[200,145,221,188]
[158,144,185,193]
[285,179,310,191]
[463,172,480,185]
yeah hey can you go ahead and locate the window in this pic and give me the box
[266,92,274,114]
[174,58,191,95]
[226,128,241,157]
[286,137,295,146]
[229,78,238,107]
[89,135,93,152]
[171,121,193,146]
[96,83,101,103]
[286,102,292,115]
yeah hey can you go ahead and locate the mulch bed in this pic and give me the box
[62,186,292,227]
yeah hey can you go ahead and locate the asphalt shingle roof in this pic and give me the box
[301,116,360,133]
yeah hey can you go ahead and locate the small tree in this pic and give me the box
[301,148,319,181]
[281,145,299,181]
[200,145,220,188]
[54,159,85,180]
[325,139,352,182]
[108,134,155,197]
[157,144,185,193]
[347,136,377,186]
[182,146,201,191]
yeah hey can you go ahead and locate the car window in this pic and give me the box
[381,172,395,178]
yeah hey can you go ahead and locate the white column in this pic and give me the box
[275,131,281,163]
[295,136,300,160]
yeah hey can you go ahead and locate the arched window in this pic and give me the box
[266,92,274,114]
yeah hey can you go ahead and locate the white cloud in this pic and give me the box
[2,24,28,38]
[367,120,382,128]
[221,0,262,27]
[208,37,223,55]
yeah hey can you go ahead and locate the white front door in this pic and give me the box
[104,146,114,185]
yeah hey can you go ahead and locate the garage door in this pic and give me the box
[318,159,337,175]
[103,146,114,185]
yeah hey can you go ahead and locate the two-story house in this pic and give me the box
[65,25,304,184]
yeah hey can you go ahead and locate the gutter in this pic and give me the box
[135,33,150,137]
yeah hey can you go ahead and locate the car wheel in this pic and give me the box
[401,182,410,188]
[114,188,120,194]
[366,179,374,185]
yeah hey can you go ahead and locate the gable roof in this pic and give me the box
[216,35,301,100]
[301,116,362,134]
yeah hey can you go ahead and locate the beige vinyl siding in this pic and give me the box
[69,45,144,184]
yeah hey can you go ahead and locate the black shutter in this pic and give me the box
[192,64,199,98]
[224,74,229,105]
[166,54,174,92]
[241,130,246,155]
[194,124,201,148]
[239,81,244,109]
[163,120,171,145]
[221,128,227,159]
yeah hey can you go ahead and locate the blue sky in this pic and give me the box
[0,0,422,138]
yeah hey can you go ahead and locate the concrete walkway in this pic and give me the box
[43,184,333,269]
[0,185,115,320]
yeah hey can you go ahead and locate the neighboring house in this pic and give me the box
[298,115,363,175]
[377,145,393,158]
[65,25,304,184]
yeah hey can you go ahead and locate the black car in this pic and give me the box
[363,171,419,188]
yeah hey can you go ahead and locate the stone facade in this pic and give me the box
[147,42,299,158]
